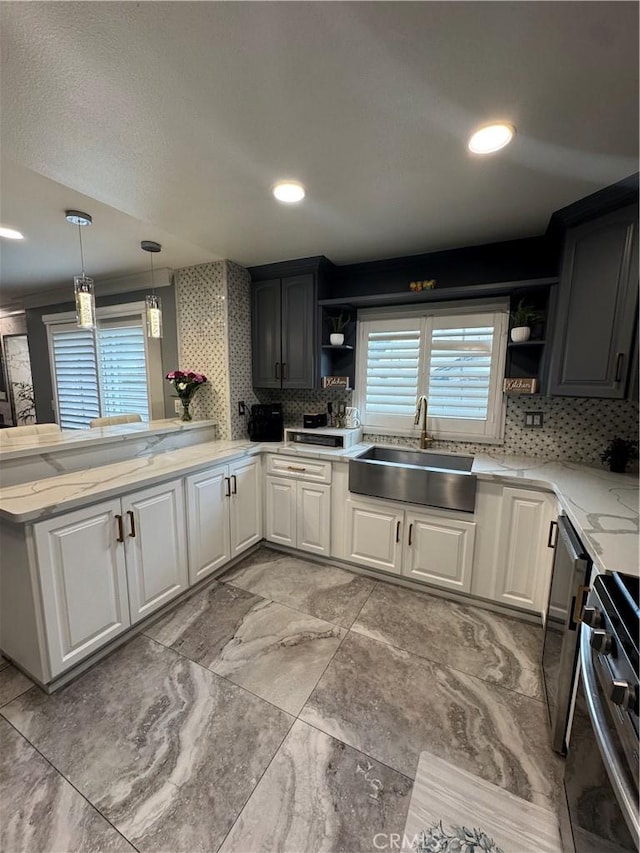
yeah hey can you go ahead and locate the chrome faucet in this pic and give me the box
[414,395,433,449]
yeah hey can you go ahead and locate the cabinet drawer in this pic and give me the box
[266,454,332,484]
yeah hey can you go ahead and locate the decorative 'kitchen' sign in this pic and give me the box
[503,377,538,394]
[322,376,349,389]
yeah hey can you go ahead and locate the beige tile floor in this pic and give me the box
[0,546,562,853]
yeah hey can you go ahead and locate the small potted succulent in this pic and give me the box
[600,437,639,473]
[510,299,544,343]
[329,313,349,346]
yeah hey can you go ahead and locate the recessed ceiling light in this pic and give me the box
[0,226,24,240]
[273,181,306,203]
[468,123,515,154]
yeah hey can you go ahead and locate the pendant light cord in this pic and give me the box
[77,223,86,276]
[150,251,155,296]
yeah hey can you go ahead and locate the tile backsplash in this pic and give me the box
[256,388,639,469]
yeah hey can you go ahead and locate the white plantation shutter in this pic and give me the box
[50,325,100,429]
[427,325,494,419]
[362,319,422,430]
[97,321,150,421]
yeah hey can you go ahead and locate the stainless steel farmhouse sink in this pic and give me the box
[348,446,477,513]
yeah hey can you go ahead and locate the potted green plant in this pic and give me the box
[329,312,349,346]
[600,437,639,473]
[510,299,544,343]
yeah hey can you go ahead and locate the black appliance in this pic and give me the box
[542,515,592,754]
[561,572,639,852]
[247,404,283,442]
[303,412,328,429]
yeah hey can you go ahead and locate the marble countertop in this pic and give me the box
[0,437,636,577]
[0,418,218,460]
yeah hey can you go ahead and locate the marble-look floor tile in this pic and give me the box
[220,719,412,853]
[0,664,34,707]
[2,635,294,853]
[146,582,345,714]
[352,582,544,699]
[0,717,134,853]
[300,632,563,811]
[222,546,376,627]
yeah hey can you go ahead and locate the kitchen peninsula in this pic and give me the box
[0,428,637,692]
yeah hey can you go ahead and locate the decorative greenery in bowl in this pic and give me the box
[510,299,544,329]
[600,437,638,473]
[329,312,349,334]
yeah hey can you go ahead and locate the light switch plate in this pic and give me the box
[524,411,544,428]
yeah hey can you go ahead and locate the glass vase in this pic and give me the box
[180,399,192,422]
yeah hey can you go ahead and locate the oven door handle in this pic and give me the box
[579,626,640,849]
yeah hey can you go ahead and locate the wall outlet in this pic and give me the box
[174,399,182,415]
[238,401,245,416]
[524,411,544,428]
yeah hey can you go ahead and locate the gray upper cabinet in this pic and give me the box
[549,205,638,398]
[251,279,281,388]
[281,275,316,389]
[251,273,317,389]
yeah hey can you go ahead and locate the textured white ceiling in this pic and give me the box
[0,1,638,304]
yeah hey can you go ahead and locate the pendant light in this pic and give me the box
[65,210,95,330]
[141,240,163,339]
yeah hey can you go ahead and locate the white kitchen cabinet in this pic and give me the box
[493,487,557,612]
[345,496,403,574]
[185,456,262,582]
[265,475,297,548]
[186,465,232,584]
[33,499,131,678]
[123,480,188,624]
[472,481,558,614]
[265,474,331,556]
[403,510,476,592]
[229,456,262,556]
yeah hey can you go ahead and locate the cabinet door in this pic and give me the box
[186,466,231,585]
[494,487,556,612]
[281,274,316,389]
[252,279,281,388]
[265,475,296,548]
[34,500,130,678]
[123,480,188,624]
[297,482,331,556]
[229,456,262,556]
[550,205,639,397]
[403,511,476,593]
[345,498,403,574]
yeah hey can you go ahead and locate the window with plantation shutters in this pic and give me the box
[97,320,150,422]
[357,306,508,441]
[50,325,100,429]
[47,313,151,429]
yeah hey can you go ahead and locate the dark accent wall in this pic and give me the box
[26,285,179,423]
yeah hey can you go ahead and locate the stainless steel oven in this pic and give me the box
[561,573,639,853]
[542,514,592,754]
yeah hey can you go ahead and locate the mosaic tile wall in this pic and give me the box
[176,262,231,438]
[226,261,259,440]
[176,260,258,441]
[257,387,639,469]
